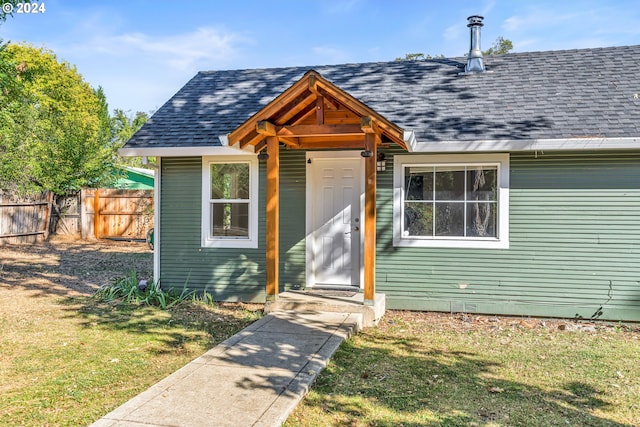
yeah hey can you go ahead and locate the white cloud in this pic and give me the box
[500,4,640,52]
[61,26,251,72]
[43,24,253,112]
[443,24,461,41]
[481,0,497,17]
[502,15,524,32]
[501,7,587,34]
[114,27,250,71]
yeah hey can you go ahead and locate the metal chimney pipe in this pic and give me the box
[465,15,485,73]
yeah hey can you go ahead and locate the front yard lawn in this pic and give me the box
[286,311,640,427]
[2,241,639,426]
[0,241,260,426]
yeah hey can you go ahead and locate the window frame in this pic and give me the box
[393,153,509,249]
[201,155,259,248]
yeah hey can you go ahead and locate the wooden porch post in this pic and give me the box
[265,136,280,301]
[363,131,379,304]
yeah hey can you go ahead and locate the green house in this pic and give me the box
[121,18,640,321]
[113,166,155,190]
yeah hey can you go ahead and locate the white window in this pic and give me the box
[202,155,258,248]
[393,153,509,249]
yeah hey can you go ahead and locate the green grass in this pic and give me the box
[0,287,261,426]
[93,269,195,308]
[286,312,640,427]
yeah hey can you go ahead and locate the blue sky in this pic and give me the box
[2,0,639,114]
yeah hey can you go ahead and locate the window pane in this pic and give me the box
[211,202,249,237]
[467,167,497,201]
[211,163,249,200]
[435,167,465,200]
[404,168,433,201]
[466,202,497,237]
[434,202,464,236]
[404,202,433,236]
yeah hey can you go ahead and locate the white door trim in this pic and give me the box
[305,151,365,289]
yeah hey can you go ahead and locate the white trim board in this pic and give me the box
[119,145,255,157]
[120,136,640,158]
[305,151,365,289]
[393,153,510,249]
[201,154,260,249]
[410,137,640,153]
[153,157,161,287]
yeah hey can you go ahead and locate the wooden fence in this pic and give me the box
[0,191,53,244]
[0,189,153,243]
[50,192,82,237]
[81,188,153,239]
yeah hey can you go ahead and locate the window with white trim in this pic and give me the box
[393,154,509,248]
[202,155,258,248]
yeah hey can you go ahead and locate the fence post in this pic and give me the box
[43,191,54,239]
[93,189,100,239]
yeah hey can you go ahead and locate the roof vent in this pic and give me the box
[465,15,485,73]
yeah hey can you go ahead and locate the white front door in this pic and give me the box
[307,154,363,288]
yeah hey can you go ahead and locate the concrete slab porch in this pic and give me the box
[265,290,386,327]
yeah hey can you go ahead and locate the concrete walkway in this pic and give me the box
[90,310,363,427]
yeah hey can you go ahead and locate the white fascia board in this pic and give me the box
[411,137,640,153]
[403,130,416,152]
[218,134,230,146]
[119,144,255,157]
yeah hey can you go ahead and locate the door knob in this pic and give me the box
[353,226,360,231]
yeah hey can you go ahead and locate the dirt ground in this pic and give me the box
[0,237,153,297]
[384,309,640,335]
[0,238,638,335]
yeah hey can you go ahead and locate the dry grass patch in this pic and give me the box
[0,241,262,426]
[286,311,640,427]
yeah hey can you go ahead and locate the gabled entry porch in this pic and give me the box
[227,70,407,309]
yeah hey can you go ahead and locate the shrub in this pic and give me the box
[93,270,192,309]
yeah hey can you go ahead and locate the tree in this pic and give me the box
[0,43,119,195]
[112,109,151,167]
[1,1,32,106]
[0,0,30,22]
[113,109,149,146]
[395,37,513,61]
[395,53,445,61]
[483,36,513,56]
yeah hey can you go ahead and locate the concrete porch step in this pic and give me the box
[264,290,385,328]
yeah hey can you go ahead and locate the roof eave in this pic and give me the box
[411,137,640,153]
[118,142,255,157]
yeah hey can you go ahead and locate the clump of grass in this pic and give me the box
[93,270,192,309]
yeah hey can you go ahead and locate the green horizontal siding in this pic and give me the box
[159,153,306,301]
[160,150,640,321]
[377,150,640,321]
[279,151,307,289]
[159,157,265,301]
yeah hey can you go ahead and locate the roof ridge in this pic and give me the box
[194,44,640,75]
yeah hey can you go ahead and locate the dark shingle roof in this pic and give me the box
[126,45,640,149]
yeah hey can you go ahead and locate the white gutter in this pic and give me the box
[120,132,640,157]
[153,157,161,288]
[410,136,640,153]
[403,130,416,152]
[119,143,254,157]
